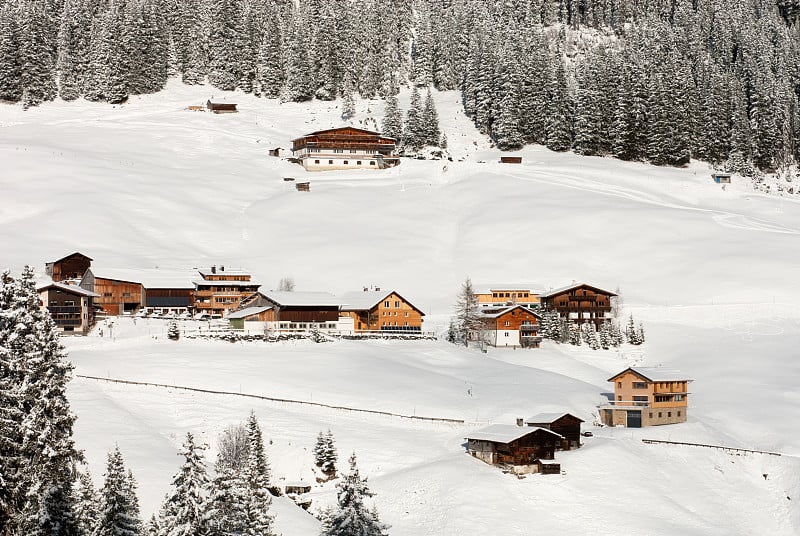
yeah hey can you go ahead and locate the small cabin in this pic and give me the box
[268,147,283,157]
[296,182,310,192]
[465,424,563,474]
[524,412,584,450]
[712,172,731,184]
[187,105,204,112]
[206,100,238,114]
[500,156,523,164]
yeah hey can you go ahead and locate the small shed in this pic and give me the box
[284,481,312,495]
[296,182,310,192]
[500,156,523,164]
[712,172,731,184]
[524,412,584,450]
[268,147,283,157]
[206,100,238,114]
[227,306,272,330]
[465,424,562,470]
[187,105,204,112]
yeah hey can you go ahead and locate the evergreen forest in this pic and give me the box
[1,0,799,173]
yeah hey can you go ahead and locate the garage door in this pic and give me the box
[627,410,642,428]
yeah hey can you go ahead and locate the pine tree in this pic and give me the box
[19,0,57,109]
[205,462,248,536]
[0,3,22,103]
[243,412,274,535]
[2,267,82,536]
[322,453,389,536]
[453,277,482,347]
[73,469,100,536]
[313,429,338,479]
[95,447,141,536]
[168,319,180,340]
[599,321,611,350]
[159,432,210,536]
[626,314,643,345]
[403,86,424,151]
[421,88,441,147]
[382,94,403,142]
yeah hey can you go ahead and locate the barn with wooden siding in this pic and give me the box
[524,412,585,450]
[539,282,617,328]
[80,268,144,316]
[466,424,562,473]
[339,289,425,333]
[251,291,343,329]
[476,305,542,348]
[206,100,237,113]
[45,252,92,282]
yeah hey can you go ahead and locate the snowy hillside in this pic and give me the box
[3,84,800,535]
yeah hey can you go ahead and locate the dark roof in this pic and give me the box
[50,252,92,264]
[465,424,564,443]
[525,412,584,424]
[292,126,395,143]
[38,281,100,298]
[539,282,618,298]
[477,304,541,320]
[339,289,425,316]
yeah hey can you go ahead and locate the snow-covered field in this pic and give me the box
[3,82,800,535]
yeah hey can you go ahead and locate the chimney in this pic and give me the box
[363,287,368,292]
[211,265,216,274]
[374,287,380,291]
[516,418,524,427]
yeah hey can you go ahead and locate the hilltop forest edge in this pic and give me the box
[1,0,800,178]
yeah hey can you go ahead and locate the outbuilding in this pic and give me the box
[524,412,584,450]
[465,424,562,473]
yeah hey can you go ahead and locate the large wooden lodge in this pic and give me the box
[291,127,400,171]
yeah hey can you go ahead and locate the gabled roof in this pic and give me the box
[465,424,564,443]
[473,283,545,295]
[539,282,618,298]
[477,305,541,320]
[89,267,195,289]
[84,267,142,286]
[525,412,584,424]
[292,126,394,142]
[197,268,251,277]
[339,290,425,316]
[226,306,272,320]
[193,279,260,288]
[607,367,691,383]
[50,252,92,264]
[261,291,342,307]
[38,281,100,298]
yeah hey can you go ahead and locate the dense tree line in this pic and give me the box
[0,0,798,172]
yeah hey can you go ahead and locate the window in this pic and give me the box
[492,293,498,298]
[504,321,510,327]
[504,332,510,337]
[328,160,333,164]
[64,300,75,306]
[393,311,397,316]
[633,382,648,389]
[333,149,343,153]
[315,159,320,164]
[404,322,408,326]
[369,161,375,165]
[404,312,409,317]
[122,292,131,298]
[674,394,684,401]
[49,301,58,306]
[394,301,400,308]
[655,395,672,403]
[677,411,681,417]
[658,412,663,418]
[350,149,357,153]
[617,395,622,401]
[649,412,653,418]
[384,301,390,307]
[668,412,672,417]
[104,292,112,297]
[343,160,349,165]
[617,382,622,388]
[633,396,648,406]
[505,292,510,297]
[356,161,361,165]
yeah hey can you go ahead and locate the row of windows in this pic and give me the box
[214,297,238,304]
[382,321,410,326]
[384,300,402,308]
[383,311,409,317]
[649,411,681,418]
[313,159,376,166]
[278,322,337,329]
[492,292,531,298]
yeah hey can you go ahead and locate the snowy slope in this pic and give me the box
[3,82,800,534]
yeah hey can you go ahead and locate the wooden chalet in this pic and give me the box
[45,252,92,282]
[38,282,99,335]
[525,412,584,450]
[226,306,273,330]
[600,367,691,428]
[206,100,237,113]
[476,305,542,348]
[339,289,425,333]
[291,127,399,171]
[247,291,343,330]
[80,268,144,316]
[474,284,543,309]
[466,424,562,474]
[539,282,617,328]
[193,266,260,317]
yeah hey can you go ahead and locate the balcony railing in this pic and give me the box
[48,306,81,314]
[55,319,82,326]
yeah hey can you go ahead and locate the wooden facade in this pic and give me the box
[474,285,542,309]
[193,267,260,317]
[500,156,523,164]
[38,282,99,335]
[45,252,92,282]
[207,100,238,113]
[80,268,144,316]
[539,282,617,328]
[339,290,425,332]
[477,305,542,348]
[600,367,691,428]
[525,413,584,450]
[291,127,399,171]
[145,287,194,312]
[466,425,562,468]
[254,291,341,323]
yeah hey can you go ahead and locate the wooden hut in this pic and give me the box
[465,424,562,472]
[712,172,731,184]
[524,412,584,450]
[500,156,523,164]
[206,100,238,114]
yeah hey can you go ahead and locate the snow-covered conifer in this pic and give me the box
[403,86,424,151]
[243,411,274,535]
[73,469,100,535]
[168,319,180,340]
[322,452,388,536]
[314,430,338,479]
[159,432,210,536]
[452,277,482,347]
[382,94,403,142]
[421,88,441,147]
[95,447,141,536]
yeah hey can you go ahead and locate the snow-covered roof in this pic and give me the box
[38,281,100,298]
[539,282,618,298]
[473,283,546,295]
[339,289,424,314]
[262,291,342,307]
[88,266,196,288]
[49,251,92,264]
[197,268,252,277]
[477,305,541,319]
[226,306,272,320]
[465,424,563,443]
[193,279,261,288]
[608,367,691,382]
[525,412,584,424]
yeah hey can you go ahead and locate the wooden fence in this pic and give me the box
[642,438,782,456]
[76,374,465,425]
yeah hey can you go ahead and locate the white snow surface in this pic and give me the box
[3,81,800,535]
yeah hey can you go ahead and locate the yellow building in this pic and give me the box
[473,284,544,309]
[600,367,691,427]
[339,289,425,333]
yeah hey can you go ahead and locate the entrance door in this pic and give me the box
[627,410,642,428]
